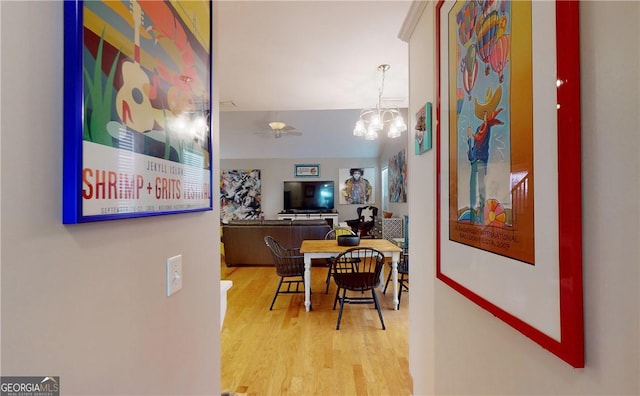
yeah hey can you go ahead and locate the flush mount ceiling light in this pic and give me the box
[353,64,407,140]
[268,121,287,131]
[260,115,303,139]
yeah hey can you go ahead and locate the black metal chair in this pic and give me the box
[383,249,409,309]
[323,227,357,294]
[264,236,306,310]
[331,247,386,330]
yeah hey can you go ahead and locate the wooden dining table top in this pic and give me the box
[300,238,402,254]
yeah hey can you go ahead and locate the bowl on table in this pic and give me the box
[337,235,360,246]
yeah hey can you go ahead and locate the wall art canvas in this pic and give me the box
[436,0,583,367]
[389,149,407,203]
[63,0,212,223]
[339,167,376,205]
[220,169,262,223]
[415,102,432,154]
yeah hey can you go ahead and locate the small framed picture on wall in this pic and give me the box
[415,102,432,155]
[295,164,320,177]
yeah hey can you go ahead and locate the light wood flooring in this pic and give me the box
[221,258,412,396]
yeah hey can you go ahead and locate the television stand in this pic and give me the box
[277,212,339,228]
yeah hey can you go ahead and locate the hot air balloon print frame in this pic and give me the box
[436,0,583,368]
[62,0,213,223]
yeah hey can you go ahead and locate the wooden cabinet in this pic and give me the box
[277,212,339,228]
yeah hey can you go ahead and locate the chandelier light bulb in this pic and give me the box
[370,113,382,130]
[353,120,366,136]
[387,123,401,139]
[394,115,407,132]
[365,127,378,140]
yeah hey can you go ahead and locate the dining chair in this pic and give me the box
[383,249,409,309]
[323,227,357,293]
[384,215,409,308]
[331,247,386,330]
[345,206,378,238]
[264,235,306,310]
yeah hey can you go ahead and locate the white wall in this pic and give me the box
[221,156,408,222]
[1,2,221,394]
[406,2,437,393]
[220,125,410,222]
[408,1,640,395]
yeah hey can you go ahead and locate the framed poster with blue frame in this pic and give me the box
[63,0,213,223]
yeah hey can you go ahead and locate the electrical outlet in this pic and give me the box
[166,255,183,296]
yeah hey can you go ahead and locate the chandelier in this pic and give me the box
[353,64,407,140]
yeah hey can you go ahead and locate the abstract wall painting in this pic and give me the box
[220,169,262,223]
[389,150,407,203]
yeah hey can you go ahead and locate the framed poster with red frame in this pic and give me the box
[63,0,213,223]
[435,0,583,367]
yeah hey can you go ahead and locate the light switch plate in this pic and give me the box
[166,255,183,296]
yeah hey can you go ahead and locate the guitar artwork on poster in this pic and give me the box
[114,0,158,134]
[106,0,210,163]
[108,0,181,162]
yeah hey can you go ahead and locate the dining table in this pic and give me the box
[299,238,403,312]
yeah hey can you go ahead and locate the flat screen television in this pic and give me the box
[283,181,335,212]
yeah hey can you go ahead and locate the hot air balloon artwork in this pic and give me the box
[451,0,517,254]
[456,1,478,47]
[462,45,478,100]
[476,0,501,16]
[440,0,584,370]
[475,10,500,75]
[490,34,510,83]
[499,0,507,14]
[457,88,465,115]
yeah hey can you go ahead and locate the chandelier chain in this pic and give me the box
[377,69,386,110]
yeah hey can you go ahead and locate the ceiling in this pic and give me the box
[216,1,413,159]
